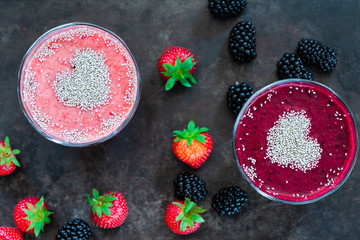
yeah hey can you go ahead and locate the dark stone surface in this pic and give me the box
[0,0,359,239]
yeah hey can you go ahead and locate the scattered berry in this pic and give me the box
[296,38,337,72]
[158,46,197,90]
[277,53,313,80]
[212,186,247,216]
[87,188,128,229]
[164,198,206,235]
[229,21,257,62]
[226,81,255,116]
[13,196,53,237]
[0,226,23,240]
[208,0,247,18]
[0,136,20,176]
[172,120,213,169]
[174,173,207,203]
[56,218,92,240]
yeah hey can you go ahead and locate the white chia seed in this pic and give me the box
[243,164,257,181]
[266,110,323,172]
[53,48,111,111]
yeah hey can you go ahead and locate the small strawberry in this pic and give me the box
[87,188,128,229]
[0,226,23,240]
[0,136,20,176]
[172,120,213,169]
[158,46,197,91]
[164,197,206,235]
[13,196,53,237]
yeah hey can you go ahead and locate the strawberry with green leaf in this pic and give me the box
[0,226,23,240]
[13,196,52,237]
[172,120,213,169]
[164,197,206,235]
[0,136,20,176]
[158,46,197,91]
[87,188,128,229]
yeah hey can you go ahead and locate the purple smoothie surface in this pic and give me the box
[234,80,357,202]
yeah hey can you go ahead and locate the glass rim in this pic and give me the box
[17,22,142,147]
[232,79,359,205]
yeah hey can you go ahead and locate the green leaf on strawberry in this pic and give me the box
[173,198,206,232]
[0,136,21,168]
[22,196,53,237]
[87,188,117,218]
[162,56,197,91]
[173,120,209,147]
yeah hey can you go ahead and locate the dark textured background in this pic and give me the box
[0,0,359,239]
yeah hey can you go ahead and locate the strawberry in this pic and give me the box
[172,120,213,169]
[0,226,23,240]
[164,197,206,235]
[13,196,52,237]
[158,46,197,91]
[87,188,128,229]
[0,136,20,176]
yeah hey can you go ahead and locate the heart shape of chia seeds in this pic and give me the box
[266,110,323,172]
[53,48,111,111]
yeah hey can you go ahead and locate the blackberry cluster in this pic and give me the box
[296,38,337,72]
[174,173,207,203]
[56,218,92,240]
[212,186,247,216]
[226,81,254,116]
[277,53,313,80]
[208,0,247,18]
[229,21,257,62]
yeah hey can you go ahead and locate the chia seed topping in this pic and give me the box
[266,110,323,172]
[53,48,111,111]
[21,25,138,144]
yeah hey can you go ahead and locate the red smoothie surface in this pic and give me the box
[234,81,357,202]
[19,24,139,144]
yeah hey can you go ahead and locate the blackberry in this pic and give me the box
[174,172,207,203]
[212,186,247,216]
[226,81,254,116]
[296,39,337,72]
[277,53,313,80]
[208,0,247,18]
[229,21,257,62]
[56,218,92,240]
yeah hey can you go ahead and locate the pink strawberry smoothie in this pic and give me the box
[19,23,140,145]
[234,80,357,203]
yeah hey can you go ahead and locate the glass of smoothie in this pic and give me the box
[18,22,141,147]
[233,79,358,204]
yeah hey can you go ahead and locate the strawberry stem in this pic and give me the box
[0,136,20,168]
[87,188,116,218]
[173,198,206,232]
[23,197,52,237]
[173,120,209,146]
[162,56,197,91]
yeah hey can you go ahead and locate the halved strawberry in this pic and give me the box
[158,46,197,91]
[172,120,213,169]
[0,136,20,176]
[0,226,23,240]
[87,188,128,229]
[13,196,52,237]
[164,197,206,235]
